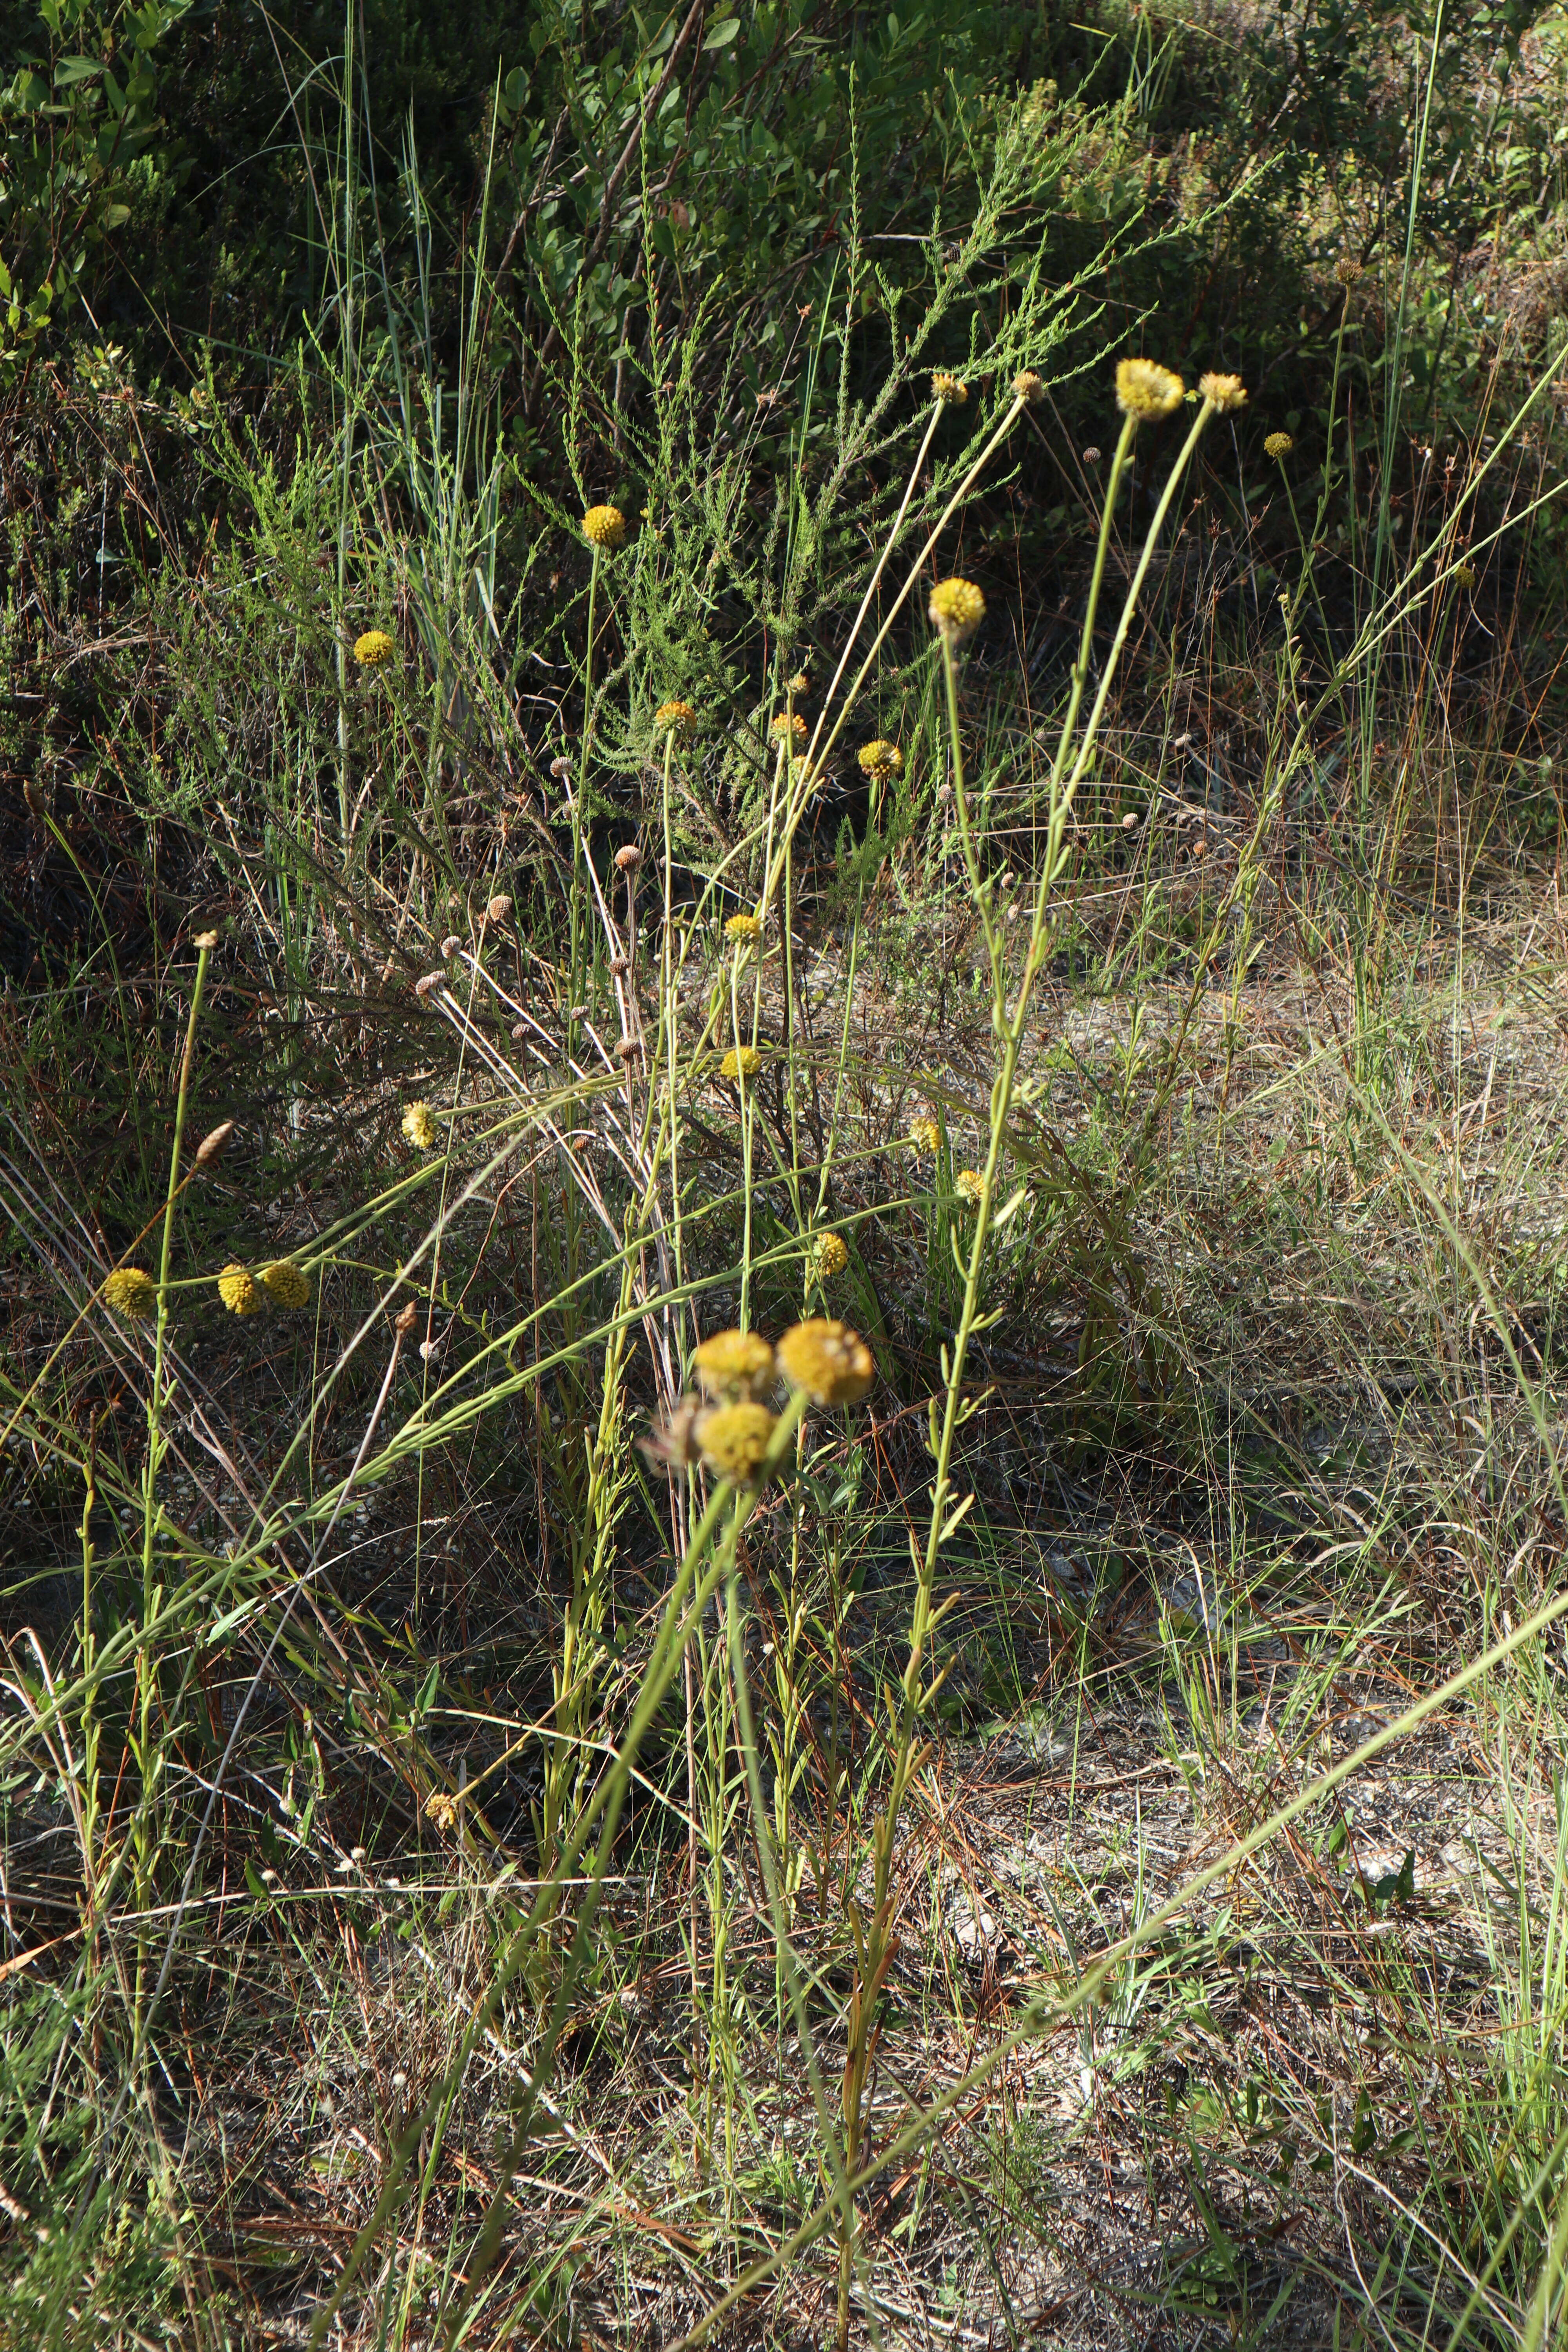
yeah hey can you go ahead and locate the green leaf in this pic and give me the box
[703,15,741,46]
[54,55,106,86]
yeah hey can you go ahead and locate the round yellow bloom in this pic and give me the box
[1115,358,1185,422]
[909,1114,941,1154]
[260,1259,311,1309]
[1014,370,1046,405]
[932,372,969,406]
[812,1231,849,1281]
[692,1329,777,1399]
[402,1100,436,1150]
[955,1168,988,1207]
[857,740,904,783]
[725,912,762,943]
[218,1263,262,1317]
[697,1400,779,1483]
[103,1267,158,1320]
[771,711,808,745]
[777,1319,874,1407]
[720,1045,761,1082]
[353,629,394,668]
[1198,372,1247,414]
[582,504,626,550]
[928,577,985,646]
[655,698,697,737]
[1264,432,1294,459]
[1453,562,1477,591]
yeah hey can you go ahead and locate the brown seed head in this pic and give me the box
[1014,370,1046,405]
[195,1120,235,1167]
[614,844,642,872]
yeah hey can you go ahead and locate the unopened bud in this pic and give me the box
[194,1120,235,1166]
[394,1300,419,1336]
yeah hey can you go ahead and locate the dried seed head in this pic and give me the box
[394,1299,419,1336]
[1198,372,1247,414]
[192,930,220,951]
[610,953,630,976]
[693,1329,777,1400]
[639,1393,705,1473]
[1014,370,1046,405]
[614,844,642,872]
[353,628,394,667]
[486,894,513,924]
[932,371,969,406]
[616,1035,641,1062]
[550,754,572,779]
[1082,445,1102,464]
[194,1120,235,1166]
[928,577,985,646]
[776,1318,874,1407]
[696,1399,778,1482]
[439,934,462,960]
[217,1262,263,1317]
[414,971,444,1000]
[1335,256,1364,287]
[582,504,626,550]
[23,779,46,818]
[103,1267,158,1320]
[787,671,811,699]
[1114,358,1185,421]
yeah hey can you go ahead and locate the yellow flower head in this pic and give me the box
[1264,431,1294,459]
[777,1318,875,1407]
[1453,562,1477,591]
[725,911,762,943]
[771,711,808,745]
[1198,372,1247,414]
[103,1267,158,1320]
[402,1100,436,1150]
[353,629,394,668]
[1014,370,1046,406]
[955,1168,988,1208]
[812,1231,849,1281]
[692,1328,777,1399]
[909,1114,941,1154]
[218,1263,263,1317]
[857,739,904,783]
[260,1259,311,1310]
[583,504,626,550]
[932,371,969,407]
[720,1045,761,1083]
[655,698,697,738]
[928,577,985,646]
[787,671,811,699]
[1115,358,1185,422]
[697,1400,779,1483]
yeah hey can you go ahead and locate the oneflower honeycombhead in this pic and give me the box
[103,1267,158,1320]
[955,1168,988,1208]
[1114,358,1184,422]
[776,1318,875,1406]
[1198,372,1247,413]
[725,911,762,943]
[218,1262,263,1317]
[260,1259,311,1309]
[857,740,904,784]
[655,698,697,738]
[932,371,969,406]
[582,504,626,550]
[909,1114,941,1154]
[1264,431,1294,459]
[720,1044,761,1082]
[928,577,985,647]
[812,1231,849,1281]
[353,628,394,667]
[402,1100,436,1150]
[696,1400,778,1483]
[692,1328,777,1399]
[771,711,808,746]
